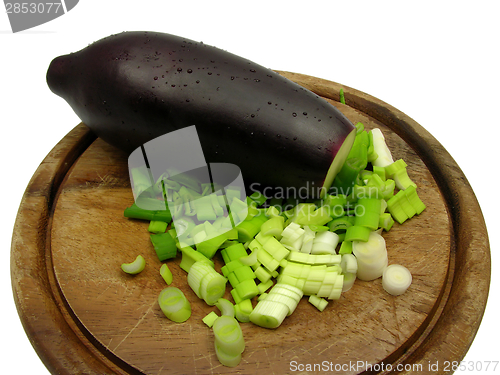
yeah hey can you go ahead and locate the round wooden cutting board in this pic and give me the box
[11,72,490,375]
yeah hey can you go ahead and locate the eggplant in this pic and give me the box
[47,31,356,198]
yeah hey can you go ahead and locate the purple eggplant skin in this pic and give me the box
[47,31,356,198]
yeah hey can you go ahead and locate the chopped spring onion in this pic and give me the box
[257,279,274,294]
[210,193,224,217]
[298,205,333,226]
[202,311,219,327]
[370,128,394,168]
[235,213,268,242]
[264,293,298,316]
[249,299,289,329]
[223,259,244,274]
[272,283,304,300]
[340,254,357,292]
[339,240,353,255]
[280,222,305,247]
[254,265,272,283]
[372,166,386,181]
[234,299,253,323]
[307,224,330,233]
[367,130,377,162]
[124,201,172,222]
[213,315,245,357]
[393,168,417,190]
[200,271,228,306]
[187,261,227,305]
[225,243,248,262]
[249,283,302,328]
[268,284,302,313]
[328,274,344,300]
[342,272,356,292]
[328,216,354,233]
[397,190,417,218]
[239,248,258,266]
[260,216,285,238]
[340,254,358,274]
[158,287,191,323]
[230,288,243,305]
[404,185,426,214]
[308,295,328,312]
[379,212,395,231]
[187,261,215,298]
[387,186,426,225]
[382,179,396,200]
[257,293,268,301]
[248,191,267,206]
[196,232,230,259]
[263,236,290,261]
[234,278,259,300]
[194,195,217,221]
[386,191,409,224]
[382,264,412,296]
[214,343,242,368]
[352,231,388,281]
[125,123,427,368]
[339,88,346,104]
[265,205,281,218]
[233,265,256,283]
[256,247,280,272]
[173,217,196,238]
[385,159,407,177]
[323,193,347,208]
[160,263,173,285]
[351,231,386,261]
[148,220,168,233]
[179,246,214,272]
[311,231,339,255]
[150,232,178,261]
[344,225,372,242]
[332,127,369,196]
[121,255,146,275]
[227,273,239,288]
[287,251,341,266]
[299,226,315,254]
[215,298,235,317]
[354,205,381,231]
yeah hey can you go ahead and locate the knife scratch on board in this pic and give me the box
[94,172,119,187]
[318,341,335,356]
[282,343,299,356]
[105,337,113,350]
[113,301,155,351]
[192,324,213,375]
[193,327,216,374]
[95,284,112,300]
[390,296,402,337]
[262,346,276,374]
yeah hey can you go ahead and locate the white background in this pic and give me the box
[1,1,498,373]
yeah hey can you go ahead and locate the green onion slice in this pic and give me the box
[160,263,173,285]
[121,255,146,275]
[213,315,245,357]
[158,287,191,323]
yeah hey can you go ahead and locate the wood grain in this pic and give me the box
[11,72,490,374]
